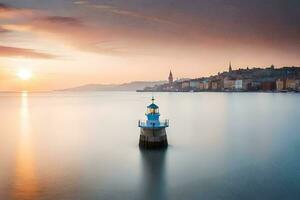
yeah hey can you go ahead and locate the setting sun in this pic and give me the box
[17,70,32,81]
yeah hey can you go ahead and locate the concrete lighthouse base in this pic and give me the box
[139,128,168,148]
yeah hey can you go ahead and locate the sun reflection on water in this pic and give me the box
[12,91,39,200]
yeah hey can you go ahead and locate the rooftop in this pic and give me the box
[147,103,159,109]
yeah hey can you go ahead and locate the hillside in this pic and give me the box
[59,81,166,91]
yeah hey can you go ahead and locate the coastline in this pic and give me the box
[136,90,299,93]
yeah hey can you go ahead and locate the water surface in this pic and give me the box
[0,92,300,200]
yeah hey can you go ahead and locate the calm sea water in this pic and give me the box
[0,91,300,200]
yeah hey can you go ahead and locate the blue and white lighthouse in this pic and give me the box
[138,97,169,148]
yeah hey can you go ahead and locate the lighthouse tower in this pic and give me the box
[138,97,169,148]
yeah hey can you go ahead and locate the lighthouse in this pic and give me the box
[138,97,169,148]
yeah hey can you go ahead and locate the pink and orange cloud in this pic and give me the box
[0,45,55,59]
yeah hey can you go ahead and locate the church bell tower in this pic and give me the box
[168,70,173,85]
[229,61,232,73]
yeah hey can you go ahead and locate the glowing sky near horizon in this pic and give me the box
[0,0,299,91]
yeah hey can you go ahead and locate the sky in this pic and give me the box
[0,0,299,91]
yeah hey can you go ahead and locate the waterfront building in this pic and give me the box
[261,81,276,91]
[242,79,252,90]
[199,82,205,90]
[138,97,169,148]
[276,79,286,91]
[190,81,198,88]
[286,79,297,90]
[235,80,243,90]
[211,80,222,90]
[168,70,173,85]
[181,81,190,89]
[211,81,218,90]
[223,77,235,90]
[190,81,200,89]
[203,80,210,90]
[250,81,261,91]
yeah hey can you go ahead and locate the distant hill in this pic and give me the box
[59,81,167,91]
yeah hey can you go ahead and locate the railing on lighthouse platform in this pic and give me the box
[138,119,169,128]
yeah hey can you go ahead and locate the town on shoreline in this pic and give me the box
[138,64,300,93]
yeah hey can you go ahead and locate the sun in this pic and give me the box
[17,69,32,80]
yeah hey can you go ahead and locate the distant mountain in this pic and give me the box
[59,81,167,91]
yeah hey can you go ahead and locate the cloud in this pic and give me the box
[77,2,176,25]
[0,45,56,59]
[0,2,36,19]
[73,1,88,5]
[28,16,120,53]
[0,2,124,56]
[0,26,9,33]
[1,24,31,31]
[40,16,83,26]
[0,3,10,10]
[0,2,177,56]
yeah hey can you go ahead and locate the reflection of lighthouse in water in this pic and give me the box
[139,148,167,200]
[138,97,169,148]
